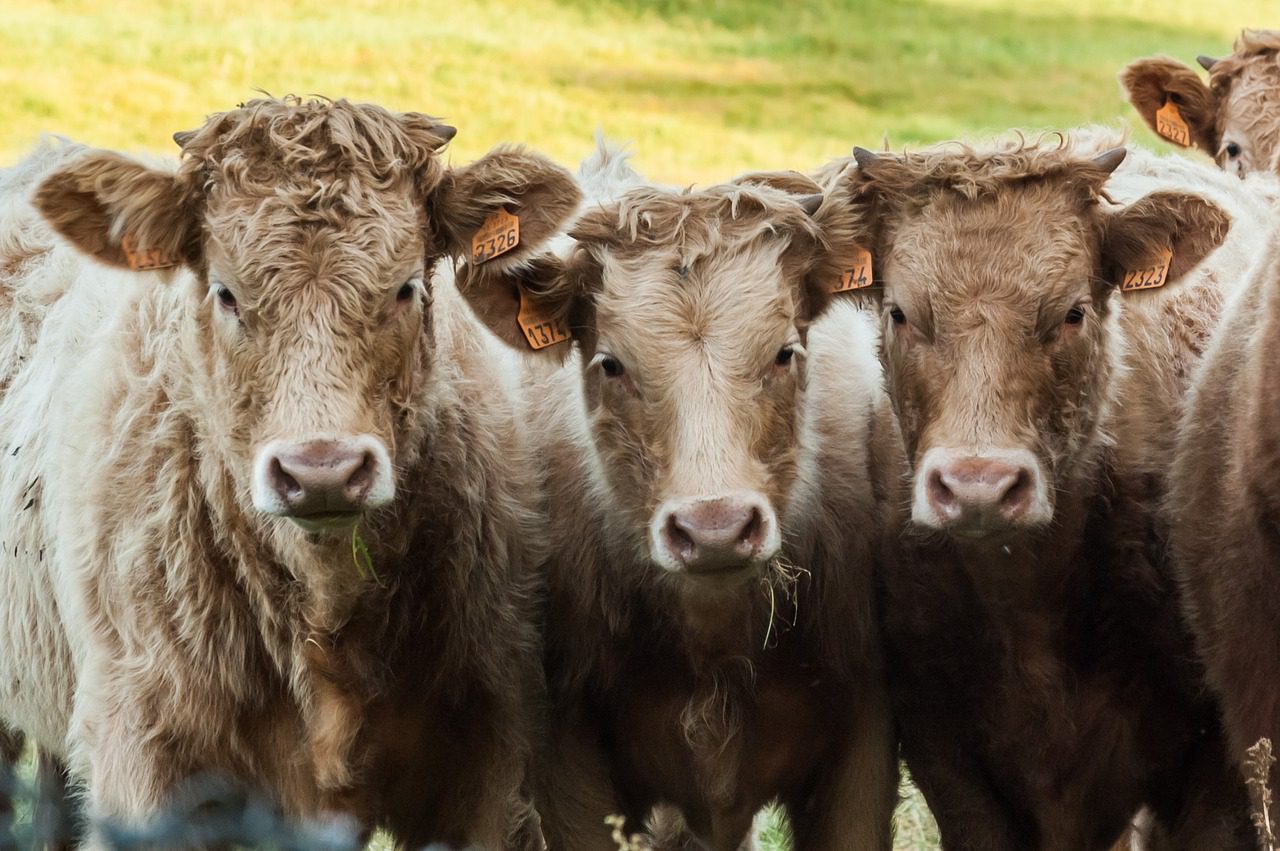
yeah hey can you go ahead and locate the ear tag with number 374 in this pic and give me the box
[829,246,874,293]
[471,208,521,264]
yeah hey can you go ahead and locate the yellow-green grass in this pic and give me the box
[1,0,1272,183]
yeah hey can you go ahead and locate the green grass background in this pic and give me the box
[2,0,1270,847]
[1,0,1273,181]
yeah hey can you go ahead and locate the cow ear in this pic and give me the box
[1100,191,1230,293]
[34,152,199,271]
[1119,57,1219,155]
[456,250,586,359]
[801,153,891,315]
[429,145,581,268]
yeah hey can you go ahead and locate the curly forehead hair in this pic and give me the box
[173,96,455,213]
[1210,29,1280,86]
[844,135,1122,212]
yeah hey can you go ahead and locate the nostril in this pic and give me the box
[270,457,302,500]
[665,514,696,563]
[927,468,956,511]
[1000,469,1033,512]
[344,452,375,499]
[738,507,764,548]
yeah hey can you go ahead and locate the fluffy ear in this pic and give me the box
[34,152,199,271]
[1100,191,1231,292]
[429,145,581,267]
[801,149,897,312]
[1119,57,1219,155]
[456,251,583,357]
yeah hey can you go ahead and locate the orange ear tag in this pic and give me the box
[517,287,570,350]
[1155,99,1192,147]
[471,208,520,264]
[120,234,177,271]
[1121,247,1173,292]
[829,246,874,293]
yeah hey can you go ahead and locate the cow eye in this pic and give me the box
[600,356,625,378]
[1225,142,1242,159]
[888,306,907,326]
[1064,305,1086,325]
[396,281,416,301]
[775,344,796,367]
[215,284,238,312]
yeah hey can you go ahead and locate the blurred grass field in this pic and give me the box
[1,0,1269,848]
[0,0,1273,182]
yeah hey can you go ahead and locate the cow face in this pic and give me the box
[826,145,1229,541]
[1122,30,1280,177]
[461,181,854,585]
[36,98,579,537]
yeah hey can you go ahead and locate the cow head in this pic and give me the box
[461,175,859,585]
[1122,29,1280,177]
[824,143,1229,541]
[36,97,579,537]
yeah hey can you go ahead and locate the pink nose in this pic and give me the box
[655,495,777,573]
[265,440,379,516]
[926,456,1036,529]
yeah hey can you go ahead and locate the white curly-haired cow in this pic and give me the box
[0,96,580,848]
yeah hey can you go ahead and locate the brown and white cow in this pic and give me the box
[819,134,1275,850]
[0,97,580,847]
[1169,221,1280,796]
[1122,29,1280,177]
[458,143,900,850]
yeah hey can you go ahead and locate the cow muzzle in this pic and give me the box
[252,436,395,533]
[913,447,1052,537]
[650,492,781,580]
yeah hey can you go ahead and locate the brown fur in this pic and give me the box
[1170,233,1280,795]
[823,140,1252,850]
[1121,29,1280,175]
[0,98,582,847]
[460,170,901,850]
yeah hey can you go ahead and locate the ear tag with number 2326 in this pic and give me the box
[471,208,521,264]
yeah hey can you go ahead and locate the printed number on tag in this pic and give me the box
[471,209,521,264]
[1121,247,1173,292]
[830,246,874,293]
[121,234,176,271]
[1155,100,1191,147]
[517,287,569,350]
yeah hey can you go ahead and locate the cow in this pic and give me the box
[818,133,1276,850]
[456,142,902,850]
[0,96,581,848]
[1121,29,1280,177]
[1168,215,1280,797]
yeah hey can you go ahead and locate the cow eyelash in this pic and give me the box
[396,276,422,302]
[214,284,238,313]
[774,342,804,368]
[590,352,626,378]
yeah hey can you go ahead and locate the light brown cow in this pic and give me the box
[820,134,1273,850]
[0,97,580,847]
[459,145,900,850]
[1122,29,1280,176]
[1169,223,1280,796]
